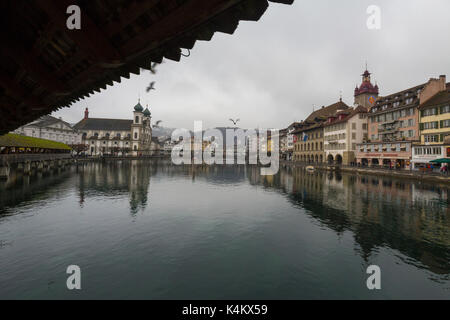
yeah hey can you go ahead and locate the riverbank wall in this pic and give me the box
[280,160,450,184]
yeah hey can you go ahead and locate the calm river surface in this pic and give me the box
[0,160,449,299]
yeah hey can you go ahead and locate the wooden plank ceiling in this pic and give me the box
[0,0,294,135]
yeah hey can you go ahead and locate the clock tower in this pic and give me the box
[354,69,379,108]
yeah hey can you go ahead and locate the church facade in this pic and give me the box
[74,101,152,156]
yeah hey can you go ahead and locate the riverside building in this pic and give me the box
[323,106,368,165]
[74,101,152,156]
[356,75,448,169]
[293,100,350,163]
[412,77,450,168]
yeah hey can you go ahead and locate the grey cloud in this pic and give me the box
[54,0,450,130]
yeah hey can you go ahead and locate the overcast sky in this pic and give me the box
[54,0,450,130]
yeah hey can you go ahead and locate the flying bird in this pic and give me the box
[229,118,240,126]
[146,81,156,92]
[153,120,163,128]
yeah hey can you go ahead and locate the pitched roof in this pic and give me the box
[370,83,425,114]
[323,105,368,127]
[305,100,350,122]
[0,133,71,150]
[27,115,73,129]
[73,118,133,131]
[419,88,450,109]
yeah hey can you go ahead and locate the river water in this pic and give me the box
[0,160,449,299]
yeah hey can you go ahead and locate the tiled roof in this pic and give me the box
[28,115,74,129]
[305,100,350,122]
[419,87,450,109]
[73,118,133,131]
[369,83,425,115]
[323,105,368,127]
[0,133,71,150]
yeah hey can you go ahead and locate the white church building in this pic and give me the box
[73,101,152,156]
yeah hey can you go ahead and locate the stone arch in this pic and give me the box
[327,154,334,164]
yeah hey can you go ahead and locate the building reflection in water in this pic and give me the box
[0,160,448,279]
[248,164,450,277]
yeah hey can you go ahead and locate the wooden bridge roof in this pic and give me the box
[0,133,71,150]
[0,0,294,135]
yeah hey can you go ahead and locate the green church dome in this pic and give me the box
[134,101,144,112]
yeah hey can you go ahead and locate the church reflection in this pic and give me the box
[1,160,448,278]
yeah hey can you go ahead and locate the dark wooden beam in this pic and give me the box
[103,0,161,38]
[0,32,71,94]
[121,0,243,57]
[0,70,47,110]
[36,0,123,64]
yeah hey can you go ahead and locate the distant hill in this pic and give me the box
[152,127,175,137]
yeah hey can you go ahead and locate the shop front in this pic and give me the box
[411,145,449,170]
[356,142,413,169]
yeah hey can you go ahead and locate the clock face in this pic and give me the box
[368,96,376,105]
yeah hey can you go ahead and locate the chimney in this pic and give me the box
[84,108,89,120]
[440,75,446,90]
[420,75,447,104]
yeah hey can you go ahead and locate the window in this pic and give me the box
[408,119,414,127]
[423,122,438,129]
[441,105,450,114]
[135,116,139,124]
[422,108,437,117]
[134,132,138,139]
[352,132,356,140]
[352,123,356,130]
[386,113,392,121]
[441,119,450,128]
[362,123,367,130]
[424,135,439,143]
[408,130,414,138]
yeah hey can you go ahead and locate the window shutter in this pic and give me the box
[419,123,424,130]
[440,120,444,129]
[440,134,444,142]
